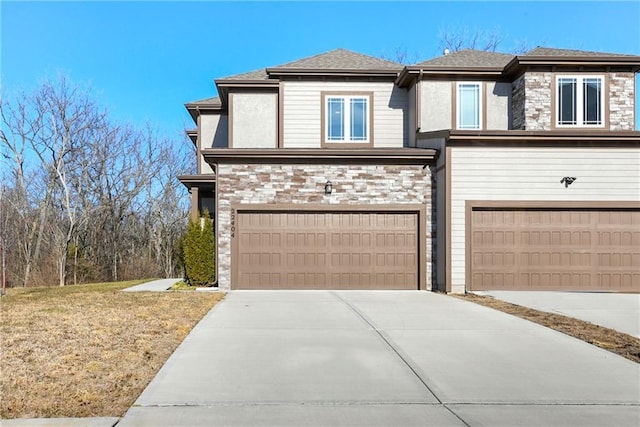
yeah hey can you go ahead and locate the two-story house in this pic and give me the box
[179,47,640,293]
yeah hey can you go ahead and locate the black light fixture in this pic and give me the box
[560,177,577,188]
[324,180,333,195]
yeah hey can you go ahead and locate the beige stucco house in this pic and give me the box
[179,47,640,293]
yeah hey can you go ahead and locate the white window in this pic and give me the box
[556,75,603,127]
[457,83,482,130]
[324,95,370,143]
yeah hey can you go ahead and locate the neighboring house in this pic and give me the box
[179,47,640,293]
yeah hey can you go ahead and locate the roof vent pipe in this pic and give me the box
[444,49,450,56]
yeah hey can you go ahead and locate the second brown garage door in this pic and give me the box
[233,210,419,290]
[469,208,640,292]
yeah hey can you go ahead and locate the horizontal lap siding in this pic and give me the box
[282,82,319,148]
[282,81,407,148]
[450,147,640,293]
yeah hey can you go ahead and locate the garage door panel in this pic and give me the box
[235,210,419,290]
[470,209,640,292]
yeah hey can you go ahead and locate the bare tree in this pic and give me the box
[1,88,53,286]
[145,134,191,278]
[436,26,539,55]
[0,185,12,292]
[511,39,534,55]
[84,124,187,281]
[437,25,504,53]
[27,77,107,286]
[379,46,422,65]
[378,28,533,68]
[2,75,191,287]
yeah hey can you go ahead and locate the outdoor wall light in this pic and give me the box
[560,177,577,188]
[324,180,333,195]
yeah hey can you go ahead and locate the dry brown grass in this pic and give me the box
[454,293,640,364]
[0,280,224,419]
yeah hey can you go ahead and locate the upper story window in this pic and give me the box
[322,92,372,146]
[556,75,604,127]
[457,83,482,130]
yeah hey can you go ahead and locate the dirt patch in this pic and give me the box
[0,281,224,419]
[453,293,640,364]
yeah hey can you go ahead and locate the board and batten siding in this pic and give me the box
[282,81,408,148]
[449,147,640,293]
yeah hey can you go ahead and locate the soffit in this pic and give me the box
[201,148,437,164]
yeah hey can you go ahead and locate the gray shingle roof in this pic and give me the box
[216,46,639,82]
[415,49,515,68]
[524,47,638,57]
[271,48,403,70]
[186,96,221,106]
[218,68,269,81]
[217,48,402,81]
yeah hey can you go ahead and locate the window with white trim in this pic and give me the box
[556,75,603,127]
[457,82,482,130]
[324,95,370,143]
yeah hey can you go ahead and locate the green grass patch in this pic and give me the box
[170,281,197,291]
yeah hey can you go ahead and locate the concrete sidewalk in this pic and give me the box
[118,291,640,426]
[478,291,640,338]
[121,278,181,292]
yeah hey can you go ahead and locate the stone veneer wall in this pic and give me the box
[216,163,433,290]
[609,73,635,130]
[523,72,553,130]
[511,75,525,130]
[519,71,636,131]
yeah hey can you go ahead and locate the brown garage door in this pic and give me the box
[469,209,640,292]
[234,210,419,289]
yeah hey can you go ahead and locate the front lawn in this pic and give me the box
[0,280,224,419]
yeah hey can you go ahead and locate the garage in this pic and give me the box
[468,208,640,292]
[232,208,421,290]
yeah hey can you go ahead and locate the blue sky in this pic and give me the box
[2,1,639,138]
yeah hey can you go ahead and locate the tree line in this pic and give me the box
[1,75,193,287]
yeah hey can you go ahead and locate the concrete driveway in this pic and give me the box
[477,291,640,338]
[119,291,640,427]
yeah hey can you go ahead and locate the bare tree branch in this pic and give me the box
[1,74,191,287]
[437,25,505,53]
[379,46,422,65]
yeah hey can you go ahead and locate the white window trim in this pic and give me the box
[456,82,483,130]
[555,75,605,128]
[324,94,371,143]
